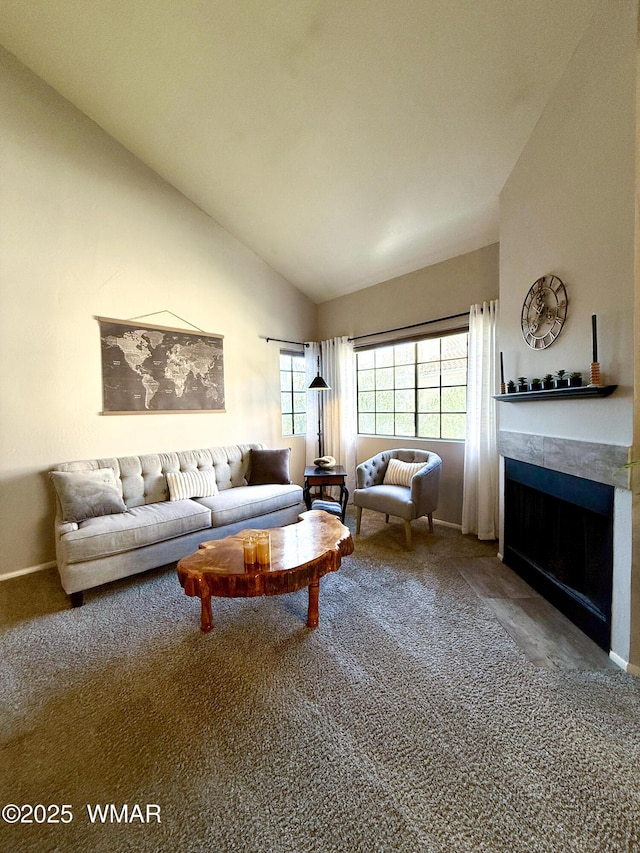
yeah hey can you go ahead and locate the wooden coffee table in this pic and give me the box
[177,510,354,632]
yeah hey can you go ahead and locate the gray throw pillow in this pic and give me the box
[50,468,127,523]
[247,448,291,485]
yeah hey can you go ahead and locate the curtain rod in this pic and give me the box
[347,311,470,343]
[263,337,309,348]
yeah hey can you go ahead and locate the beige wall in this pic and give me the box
[0,47,315,576]
[631,39,640,667]
[499,2,636,447]
[318,244,499,526]
[317,244,498,342]
[499,0,638,667]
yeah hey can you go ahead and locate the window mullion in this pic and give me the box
[414,342,418,438]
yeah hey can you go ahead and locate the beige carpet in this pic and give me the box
[1,511,639,852]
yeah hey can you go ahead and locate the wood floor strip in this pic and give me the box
[459,556,615,671]
[459,557,534,600]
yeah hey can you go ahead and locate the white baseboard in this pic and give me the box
[433,519,462,530]
[608,650,640,676]
[0,561,56,582]
[609,651,627,671]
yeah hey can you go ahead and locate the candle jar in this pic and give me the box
[256,532,271,566]
[243,535,257,567]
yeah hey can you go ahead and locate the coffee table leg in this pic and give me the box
[307,581,320,628]
[200,588,213,633]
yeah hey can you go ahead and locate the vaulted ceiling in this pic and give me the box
[0,1,599,302]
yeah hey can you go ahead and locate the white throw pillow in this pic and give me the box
[166,469,219,501]
[383,458,426,488]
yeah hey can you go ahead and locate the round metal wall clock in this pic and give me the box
[521,274,568,349]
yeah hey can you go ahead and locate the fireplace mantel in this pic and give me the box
[497,430,630,490]
[494,385,616,402]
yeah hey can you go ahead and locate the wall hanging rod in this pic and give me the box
[347,311,469,343]
[264,337,309,348]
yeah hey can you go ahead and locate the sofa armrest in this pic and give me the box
[410,454,442,516]
[53,500,78,537]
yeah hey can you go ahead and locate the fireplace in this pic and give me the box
[503,458,614,650]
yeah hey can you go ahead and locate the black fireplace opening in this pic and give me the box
[504,458,614,650]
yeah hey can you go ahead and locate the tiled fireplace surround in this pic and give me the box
[497,430,633,670]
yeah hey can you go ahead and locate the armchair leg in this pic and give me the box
[404,520,412,549]
[69,591,83,608]
[428,513,434,534]
[356,505,362,534]
[385,514,390,523]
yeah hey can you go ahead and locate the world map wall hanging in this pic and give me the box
[97,317,225,414]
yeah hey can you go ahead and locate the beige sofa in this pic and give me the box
[50,443,304,605]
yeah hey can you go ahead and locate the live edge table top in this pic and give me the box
[177,510,354,632]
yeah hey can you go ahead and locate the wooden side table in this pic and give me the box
[303,465,349,522]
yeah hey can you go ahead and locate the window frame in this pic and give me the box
[279,349,307,437]
[355,329,468,441]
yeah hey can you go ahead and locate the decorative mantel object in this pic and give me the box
[501,310,613,402]
[521,274,568,349]
[97,316,225,414]
[590,314,602,386]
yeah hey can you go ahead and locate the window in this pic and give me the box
[356,332,468,440]
[280,351,307,436]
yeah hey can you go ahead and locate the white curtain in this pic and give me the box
[311,337,357,498]
[462,300,499,540]
[304,341,321,465]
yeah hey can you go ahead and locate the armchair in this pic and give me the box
[354,449,442,548]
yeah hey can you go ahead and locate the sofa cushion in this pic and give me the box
[355,484,415,519]
[59,500,211,564]
[166,469,218,501]
[50,469,127,523]
[247,448,291,485]
[196,484,302,528]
